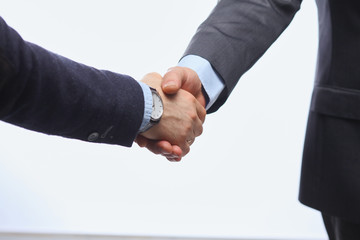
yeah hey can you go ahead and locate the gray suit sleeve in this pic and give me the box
[184,0,302,113]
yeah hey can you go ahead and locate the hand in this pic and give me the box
[138,72,206,160]
[135,135,183,162]
[135,67,206,161]
[162,66,206,107]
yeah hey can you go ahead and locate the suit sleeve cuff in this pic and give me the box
[178,55,225,110]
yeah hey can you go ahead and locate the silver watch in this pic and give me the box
[142,87,163,132]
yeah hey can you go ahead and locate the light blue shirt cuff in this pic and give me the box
[178,55,225,110]
[138,81,152,132]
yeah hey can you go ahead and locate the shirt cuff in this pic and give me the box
[138,81,152,132]
[178,55,225,110]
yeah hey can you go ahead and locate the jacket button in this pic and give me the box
[88,132,99,141]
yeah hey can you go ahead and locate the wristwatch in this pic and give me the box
[141,87,164,132]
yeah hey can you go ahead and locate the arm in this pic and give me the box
[0,17,206,152]
[137,0,302,156]
[0,17,143,147]
[180,0,302,112]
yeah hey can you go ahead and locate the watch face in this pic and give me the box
[151,91,163,121]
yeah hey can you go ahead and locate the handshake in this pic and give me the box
[136,67,206,162]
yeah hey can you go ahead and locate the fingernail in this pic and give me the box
[161,151,172,156]
[167,155,181,162]
[163,80,176,89]
[168,158,181,162]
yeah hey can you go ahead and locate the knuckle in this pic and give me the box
[179,131,188,142]
[184,93,195,102]
[182,146,190,156]
[185,122,193,133]
[189,112,197,121]
[202,108,207,118]
[197,126,203,136]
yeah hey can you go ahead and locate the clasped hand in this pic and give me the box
[136,69,205,161]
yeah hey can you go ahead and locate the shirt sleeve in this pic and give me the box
[138,81,152,132]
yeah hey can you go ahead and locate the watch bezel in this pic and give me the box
[150,87,163,123]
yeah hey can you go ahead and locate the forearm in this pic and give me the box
[0,16,144,147]
[184,0,302,112]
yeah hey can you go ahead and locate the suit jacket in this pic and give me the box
[0,17,144,147]
[184,0,360,223]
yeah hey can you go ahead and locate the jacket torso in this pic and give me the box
[184,0,360,222]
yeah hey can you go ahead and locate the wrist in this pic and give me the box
[139,87,164,133]
[138,82,153,133]
[178,55,225,110]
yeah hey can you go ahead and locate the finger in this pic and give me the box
[196,92,207,108]
[175,67,202,96]
[163,67,207,108]
[163,67,201,94]
[141,139,173,155]
[162,152,182,161]
[167,156,182,162]
[171,145,183,157]
[195,100,207,124]
[181,142,190,157]
[186,138,195,146]
[191,100,205,137]
[193,115,203,137]
[157,141,177,155]
[161,146,183,162]
[162,67,184,94]
[143,140,182,159]
[161,145,182,157]
[135,135,148,148]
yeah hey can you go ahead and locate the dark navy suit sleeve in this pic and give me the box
[0,16,144,147]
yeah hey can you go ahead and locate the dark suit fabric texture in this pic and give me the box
[322,213,360,240]
[0,17,144,147]
[184,0,360,224]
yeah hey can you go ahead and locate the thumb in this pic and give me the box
[162,66,206,107]
[162,67,186,94]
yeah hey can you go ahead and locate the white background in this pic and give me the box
[0,0,326,239]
